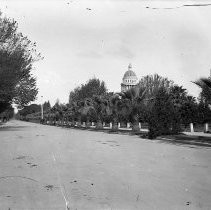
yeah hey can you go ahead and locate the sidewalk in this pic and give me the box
[183,131,211,138]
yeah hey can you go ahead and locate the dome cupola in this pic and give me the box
[121,63,138,92]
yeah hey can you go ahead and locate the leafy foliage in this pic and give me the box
[69,78,107,103]
[138,74,174,100]
[118,86,146,131]
[0,105,14,120]
[146,85,198,139]
[0,12,41,112]
[147,87,175,138]
[170,85,197,125]
[18,104,40,117]
[43,101,51,111]
[197,100,211,123]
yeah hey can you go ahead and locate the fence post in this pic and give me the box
[139,122,141,130]
[118,122,120,128]
[110,122,112,129]
[190,123,194,132]
[204,123,209,133]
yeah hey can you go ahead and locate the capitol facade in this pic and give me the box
[121,64,138,92]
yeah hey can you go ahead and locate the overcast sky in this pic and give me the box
[1,0,211,105]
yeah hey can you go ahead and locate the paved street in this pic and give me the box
[0,120,211,210]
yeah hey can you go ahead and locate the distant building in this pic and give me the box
[121,63,138,92]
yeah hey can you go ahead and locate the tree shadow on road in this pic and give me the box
[0,126,29,132]
[156,134,211,148]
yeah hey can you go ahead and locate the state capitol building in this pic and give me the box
[121,63,138,92]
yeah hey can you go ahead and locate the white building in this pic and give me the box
[121,64,138,92]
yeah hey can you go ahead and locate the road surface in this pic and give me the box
[0,120,211,210]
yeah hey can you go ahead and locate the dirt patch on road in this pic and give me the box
[44,184,54,191]
[14,155,27,160]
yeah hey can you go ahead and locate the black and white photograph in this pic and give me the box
[0,0,211,209]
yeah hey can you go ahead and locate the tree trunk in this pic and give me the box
[96,119,103,129]
[86,118,91,128]
[49,119,53,125]
[132,115,140,132]
[112,118,118,131]
[70,120,75,127]
[132,121,140,132]
[61,118,64,126]
[77,116,82,127]
[172,122,181,134]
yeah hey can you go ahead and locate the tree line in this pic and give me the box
[17,75,211,139]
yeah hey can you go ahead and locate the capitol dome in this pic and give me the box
[123,70,137,78]
[121,64,138,92]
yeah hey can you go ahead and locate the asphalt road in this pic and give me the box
[0,120,211,210]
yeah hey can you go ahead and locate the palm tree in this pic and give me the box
[92,96,110,129]
[78,98,94,128]
[70,101,83,127]
[119,86,146,132]
[197,78,211,88]
[194,77,211,104]
[193,77,211,132]
[109,94,121,130]
[71,96,109,129]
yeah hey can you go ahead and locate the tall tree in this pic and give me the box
[138,74,174,100]
[92,96,110,129]
[43,101,51,111]
[109,94,122,130]
[69,78,107,103]
[0,12,41,112]
[147,87,175,139]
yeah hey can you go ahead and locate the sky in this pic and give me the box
[1,0,211,106]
